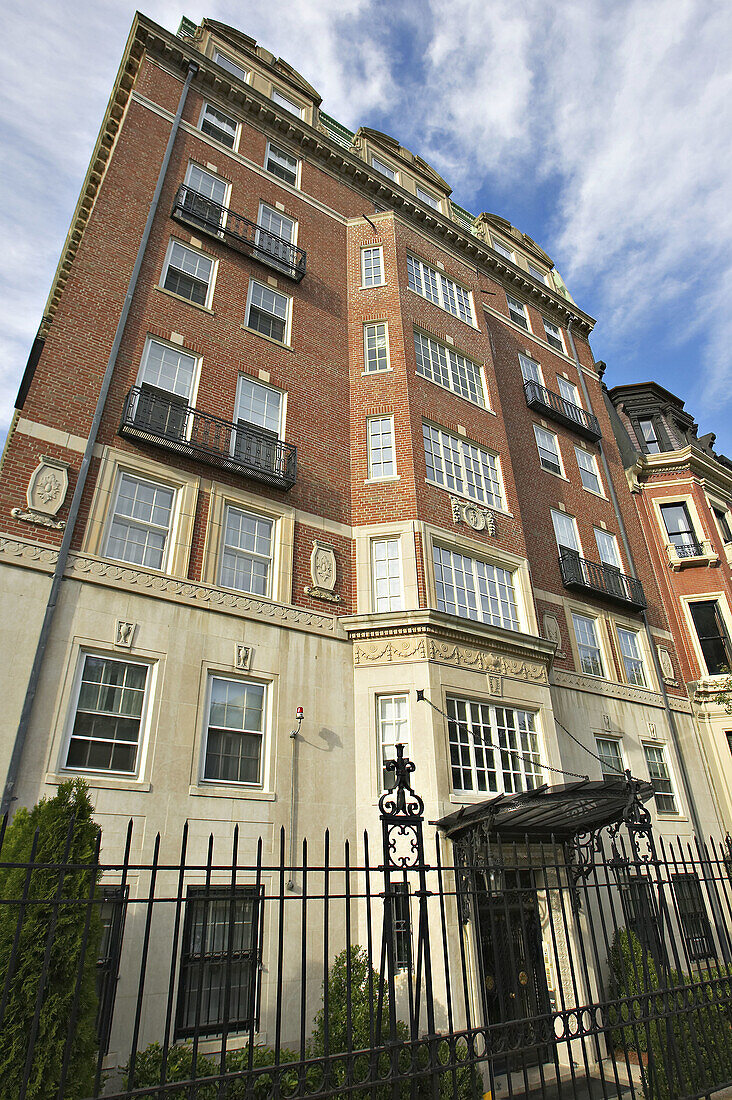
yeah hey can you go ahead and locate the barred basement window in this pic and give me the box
[407,254,475,325]
[423,423,503,508]
[433,546,519,630]
[414,330,486,406]
[672,874,714,960]
[446,696,542,794]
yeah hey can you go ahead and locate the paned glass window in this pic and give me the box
[519,354,542,385]
[660,503,700,555]
[256,204,296,272]
[595,528,621,568]
[643,743,678,814]
[271,87,304,117]
[492,239,515,261]
[367,417,395,478]
[551,510,580,553]
[506,293,529,329]
[139,338,197,400]
[235,376,282,436]
[219,507,273,596]
[433,547,519,630]
[199,103,238,148]
[213,51,250,83]
[423,424,502,507]
[162,241,214,306]
[246,280,290,343]
[203,676,266,784]
[265,142,299,186]
[543,318,564,352]
[378,694,409,789]
[183,164,228,231]
[572,614,604,677]
[372,156,397,180]
[713,507,732,544]
[66,655,148,774]
[105,473,174,570]
[446,696,542,794]
[575,447,603,494]
[534,425,562,475]
[689,600,732,676]
[617,628,646,686]
[414,331,485,406]
[407,254,474,325]
[364,322,389,372]
[361,247,384,287]
[638,418,661,454]
[595,737,624,780]
[557,377,581,407]
[371,539,403,612]
[528,263,548,284]
[416,186,439,209]
[672,874,714,959]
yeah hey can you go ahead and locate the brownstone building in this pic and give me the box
[0,11,723,1066]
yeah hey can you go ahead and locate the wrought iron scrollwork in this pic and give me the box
[608,771,656,866]
[565,829,602,911]
[379,744,425,868]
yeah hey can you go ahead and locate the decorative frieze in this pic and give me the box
[553,668,693,711]
[352,633,547,682]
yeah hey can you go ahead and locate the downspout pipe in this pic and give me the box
[565,320,712,845]
[1,60,199,817]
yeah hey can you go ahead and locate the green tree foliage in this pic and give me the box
[0,779,102,1100]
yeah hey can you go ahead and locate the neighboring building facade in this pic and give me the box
[0,12,722,1066]
[608,381,732,830]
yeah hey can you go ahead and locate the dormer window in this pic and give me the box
[372,156,398,182]
[213,51,250,84]
[416,186,440,210]
[271,87,305,119]
[638,418,662,453]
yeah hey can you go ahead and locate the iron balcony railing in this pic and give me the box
[559,549,647,610]
[671,537,704,558]
[524,379,602,441]
[120,387,297,490]
[171,184,307,281]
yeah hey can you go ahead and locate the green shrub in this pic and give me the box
[0,779,102,1100]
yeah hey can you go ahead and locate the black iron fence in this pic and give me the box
[2,752,732,1099]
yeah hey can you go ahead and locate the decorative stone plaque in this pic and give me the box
[541,612,564,656]
[235,644,253,671]
[450,496,496,535]
[114,621,136,648]
[657,646,676,684]
[11,455,70,529]
[304,540,341,602]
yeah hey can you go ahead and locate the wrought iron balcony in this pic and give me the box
[171,184,306,281]
[524,380,601,441]
[558,550,646,610]
[671,538,704,559]
[119,387,297,490]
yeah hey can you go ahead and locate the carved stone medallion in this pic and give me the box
[450,496,496,535]
[12,455,70,529]
[304,540,341,602]
[657,646,676,684]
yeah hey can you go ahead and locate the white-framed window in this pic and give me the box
[407,254,475,326]
[660,502,700,555]
[492,238,515,262]
[378,694,410,789]
[361,246,385,287]
[367,417,396,479]
[138,337,198,402]
[161,240,215,308]
[202,674,267,785]
[712,504,732,545]
[213,50,250,83]
[534,425,563,475]
[256,202,297,274]
[234,375,283,437]
[595,737,624,780]
[519,353,543,385]
[551,509,580,554]
[371,538,403,612]
[183,164,228,230]
[575,447,603,494]
[265,141,300,187]
[363,322,390,373]
[528,263,548,285]
[571,613,605,677]
[245,279,291,344]
[433,546,519,631]
[617,627,646,686]
[687,600,732,676]
[595,528,621,568]
[543,318,565,352]
[416,185,440,210]
[198,102,238,149]
[643,743,678,814]
[506,293,529,330]
[423,423,503,508]
[219,506,274,596]
[557,376,581,407]
[270,87,304,118]
[372,155,397,181]
[414,331,486,407]
[64,654,151,775]
[447,697,542,794]
[105,472,175,570]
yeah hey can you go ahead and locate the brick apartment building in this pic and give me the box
[608,381,732,830]
[0,11,724,1065]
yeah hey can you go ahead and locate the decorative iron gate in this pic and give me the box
[2,751,732,1099]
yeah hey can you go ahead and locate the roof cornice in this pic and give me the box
[637,445,732,494]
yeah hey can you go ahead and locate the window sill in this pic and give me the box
[423,478,513,516]
[665,541,719,571]
[539,466,570,481]
[154,285,215,315]
[240,325,294,352]
[47,771,152,792]
[361,367,393,376]
[365,476,400,485]
[360,282,387,290]
[189,784,276,800]
[580,485,607,500]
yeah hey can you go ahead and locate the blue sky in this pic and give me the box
[2,1,731,453]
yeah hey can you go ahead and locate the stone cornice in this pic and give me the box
[635,445,732,495]
[552,668,692,712]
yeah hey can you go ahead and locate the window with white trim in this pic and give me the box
[161,240,214,307]
[364,322,390,373]
[198,103,238,149]
[595,528,621,568]
[414,331,486,406]
[595,737,624,780]
[492,238,515,262]
[506,293,529,330]
[233,376,283,471]
[660,502,700,555]
[713,506,732,544]
[213,51,250,83]
[557,377,581,407]
[433,546,519,630]
[183,164,228,231]
[572,613,604,676]
[378,694,410,789]
[371,538,403,612]
[528,263,548,284]
[367,417,395,479]
[423,423,503,508]
[643,743,678,814]
[447,696,542,794]
[416,186,440,209]
[245,280,291,344]
[203,674,266,785]
[256,203,297,275]
[219,506,274,596]
[551,510,580,554]
[372,155,397,181]
[105,472,175,570]
[617,627,646,686]
[543,318,565,352]
[534,425,562,475]
[519,353,543,385]
[265,142,299,187]
[138,337,197,402]
[688,600,732,676]
[575,447,603,494]
[407,254,475,325]
[271,87,304,118]
[65,655,149,774]
[361,247,384,287]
